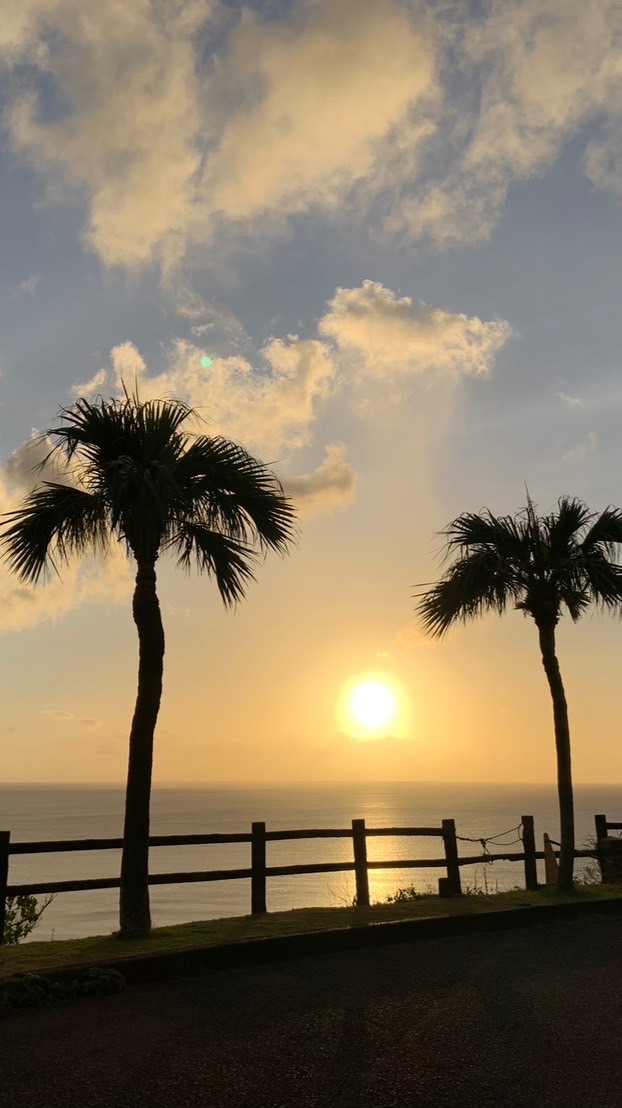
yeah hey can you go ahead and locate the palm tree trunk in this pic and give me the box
[119,559,165,937]
[536,620,575,892]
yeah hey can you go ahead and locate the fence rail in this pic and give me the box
[0,812,610,944]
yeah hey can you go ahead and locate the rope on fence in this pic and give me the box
[455,823,524,864]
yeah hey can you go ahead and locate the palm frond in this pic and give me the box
[174,436,297,554]
[580,506,622,558]
[544,497,593,560]
[418,494,622,639]
[416,548,520,637]
[2,483,108,583]
[576,552,622,610]
[1,396,296,608]
[169,521,258,607]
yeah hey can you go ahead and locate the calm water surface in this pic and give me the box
[1,781,620,940]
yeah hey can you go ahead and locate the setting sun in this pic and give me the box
[351,681,396,729]
[338,673,410,741]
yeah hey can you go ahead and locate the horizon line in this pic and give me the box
[2,779,619,788]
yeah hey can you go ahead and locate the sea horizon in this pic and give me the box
[2,780,621,941]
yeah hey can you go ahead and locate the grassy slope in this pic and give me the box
[2,885,621,981]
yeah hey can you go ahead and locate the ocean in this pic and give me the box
[2,781,620,941]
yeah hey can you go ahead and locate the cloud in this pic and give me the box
[15,275,39,295]
[585,123,622,200]
[376,620,441,657]
[0,0,438,275]
[283,444,356,518]
[71,277,510,462]
[4,0,622,269]
[319,281,511,377]
[0,435,132,634]
[389,0,622,245]
[2,0,211,272]
[41,709,102,729]
[562,431,598,461]
[101,334,337,456]
[556,391,583,408]
[201,0,438,223]
[71,367,108,397]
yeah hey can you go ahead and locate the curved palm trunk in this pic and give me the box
[536,621,575,892]
[119,559,165,937]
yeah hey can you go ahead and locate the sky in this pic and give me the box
[1,0,622,785]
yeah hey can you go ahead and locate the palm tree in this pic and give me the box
[416,496,622,892]
[2,394,296,936]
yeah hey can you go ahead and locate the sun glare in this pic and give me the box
[351,681,396,729]
[336,672,410,741]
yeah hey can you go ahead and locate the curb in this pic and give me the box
[5,894,622,990]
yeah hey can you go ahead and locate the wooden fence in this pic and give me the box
[0,813,604,944]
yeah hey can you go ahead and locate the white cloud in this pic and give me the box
[0,0,438,273]
[319,280,511,377]
[202,0,438,223]
[0,435,132,634]
[4,0,622,266]
[390,0,622,245]
[103,334,337,456]
[16,275,39,295]
[71,367,108,398]
[79,277,509,462]
[556,391,583,408]
[3,0,211,271]
[284,444,356,518]
[585,126,622,199]
[562,431,598,461]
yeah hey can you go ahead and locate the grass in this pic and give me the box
[2,883,621,981]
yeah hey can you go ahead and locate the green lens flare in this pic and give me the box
[200,356,213,368]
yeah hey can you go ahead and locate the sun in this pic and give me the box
[338,672,409,740]
[350,681,396,729]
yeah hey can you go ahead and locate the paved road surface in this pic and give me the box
[3,915,622,1108]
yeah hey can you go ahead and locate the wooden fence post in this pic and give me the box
[251,822,267,914]
[543,833,559,886]
[521,815,538,891]
[0,832,10,945]
[352,819,370,907]
[595,814,609,884]
[441,818,462,896]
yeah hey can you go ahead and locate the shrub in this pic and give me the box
[0,967,126,1014]
[3,894,55,945]
[384,884,421,905]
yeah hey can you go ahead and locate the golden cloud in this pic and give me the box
[319,280,512,377]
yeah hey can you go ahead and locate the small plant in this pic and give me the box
[3,894,56,945]
[384,884,421,904]
[575,834,606,886]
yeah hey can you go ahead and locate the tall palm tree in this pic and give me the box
[2,394,296,936]
[416,496,622,892]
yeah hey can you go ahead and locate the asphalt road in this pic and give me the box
[2,915,622,1108]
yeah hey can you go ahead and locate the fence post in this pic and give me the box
[441,818,461,896]
[352,819,370,907]
[595,814,610,884]
[521,815,538,891]
[0,832,10,945]
[595,814,608,842]
[251,822,267,914]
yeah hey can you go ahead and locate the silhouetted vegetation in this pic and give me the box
[0,966,125,1014]
[3,894,55,945]
[416,495,622,892]
[1,393,296,938]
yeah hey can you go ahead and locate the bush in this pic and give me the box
[384,884,421,905]
[3,894,55,945]
[0,967,126,1014]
